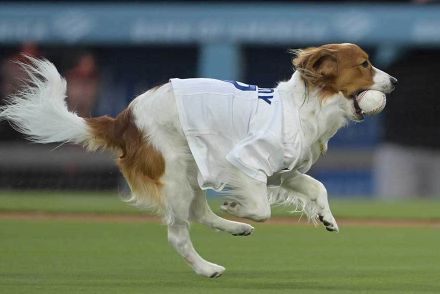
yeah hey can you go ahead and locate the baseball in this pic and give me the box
[356,90,386,115]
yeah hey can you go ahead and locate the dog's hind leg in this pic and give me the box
[164,166,225,278]
[190,189,254,236]
[166,188,225,277]
[167,221,225,278]
[128,83,225,277]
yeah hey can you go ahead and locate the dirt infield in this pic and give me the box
[1,211,440,228]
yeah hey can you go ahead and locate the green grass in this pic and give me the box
[1,190,440,220]
[1,219,439,294]
[1,191,440,293]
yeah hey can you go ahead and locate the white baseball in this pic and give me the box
[356,90,386,115]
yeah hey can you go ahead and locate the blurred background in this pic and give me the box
[1,0,439,200]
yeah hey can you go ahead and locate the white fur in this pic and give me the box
[0,57,88,145]
[372,66,395,93]
[0,55,395,278]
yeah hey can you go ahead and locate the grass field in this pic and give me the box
[1,191,440,294]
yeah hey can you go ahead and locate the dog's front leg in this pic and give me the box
[281,172,339,232]
[221,172,271,222]
[191,188,254,236]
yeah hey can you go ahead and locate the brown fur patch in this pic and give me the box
[293,43,374,98]
[86,108,165,207]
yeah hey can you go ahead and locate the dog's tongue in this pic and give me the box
[352,96,365,121]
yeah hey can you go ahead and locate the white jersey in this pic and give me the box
[171,78,303,191]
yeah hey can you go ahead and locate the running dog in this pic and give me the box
[0,43,397,277]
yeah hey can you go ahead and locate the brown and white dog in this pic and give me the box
[0,43,397,277]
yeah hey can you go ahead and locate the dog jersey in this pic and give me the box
[171,78,303,191]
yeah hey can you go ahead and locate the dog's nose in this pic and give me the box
[390,76,398,86]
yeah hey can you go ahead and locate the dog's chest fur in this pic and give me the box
[277,72,348,173]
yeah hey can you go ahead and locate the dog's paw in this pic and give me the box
[318,214,339,232]
[194,262,225,278]
[231,223,254,236]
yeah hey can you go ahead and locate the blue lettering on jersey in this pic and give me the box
[224,80,274,105]
[258,88,274,105]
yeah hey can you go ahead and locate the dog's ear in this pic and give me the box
[292,47,337,85]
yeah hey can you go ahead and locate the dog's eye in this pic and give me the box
[361,61,369,68]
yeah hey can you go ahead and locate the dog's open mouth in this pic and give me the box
[351,94,365,121]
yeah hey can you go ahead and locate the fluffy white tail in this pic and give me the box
[0,56,89,145]
[0,57,167,212]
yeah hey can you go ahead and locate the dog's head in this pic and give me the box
[292,43,397,121]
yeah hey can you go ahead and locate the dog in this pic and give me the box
[0,43,397,278]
